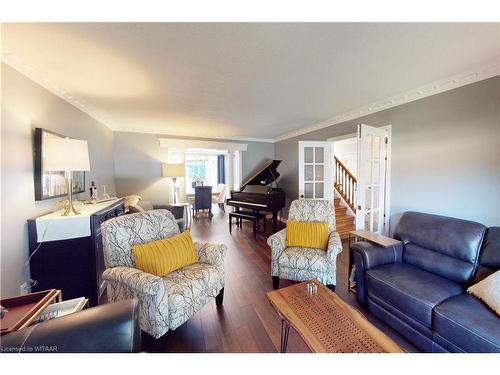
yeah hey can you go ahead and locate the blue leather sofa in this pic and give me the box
[352,212,500,353]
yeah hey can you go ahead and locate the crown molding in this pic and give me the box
[2,47,498,145]
[1,50,275,143]
[158,137,248,152]
[1,50,115,131]
[273,60,500,142]
[113,127,275,143]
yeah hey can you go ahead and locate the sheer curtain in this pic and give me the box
[185,153,218,195]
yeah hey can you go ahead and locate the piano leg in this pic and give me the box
[272,212,278,233]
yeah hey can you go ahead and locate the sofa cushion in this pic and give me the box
[367,263,463,327]
[393,212,486,284]
[433,294,500,353]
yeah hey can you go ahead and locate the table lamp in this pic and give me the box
[44,137,91,215]
[162,162,185,204]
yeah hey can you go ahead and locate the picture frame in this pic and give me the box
[33,128,86,201]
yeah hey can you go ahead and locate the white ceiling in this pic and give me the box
[2,23,499,141]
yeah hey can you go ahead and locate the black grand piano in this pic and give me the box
[226,160,286,232]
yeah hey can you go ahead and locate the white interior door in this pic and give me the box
[298,141,333,201]
[356,124,387,233]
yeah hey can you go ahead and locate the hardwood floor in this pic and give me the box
[141,206,417,353]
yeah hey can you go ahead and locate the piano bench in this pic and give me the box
[229,212,266,238]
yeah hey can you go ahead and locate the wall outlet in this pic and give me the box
[20,282,30,295]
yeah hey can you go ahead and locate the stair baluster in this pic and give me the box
[333,156,357,213]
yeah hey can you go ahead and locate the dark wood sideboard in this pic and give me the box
[27,198,125,306]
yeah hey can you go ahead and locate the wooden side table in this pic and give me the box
[1,290,89,336]
[348,230,401,293]
[0,289,62,335]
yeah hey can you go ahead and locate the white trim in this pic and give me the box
[1,53,114,130]
[1,55,275,143]
[381,125,392,236]
[159,137,248,152]
[3,52,498,144]
[275,60,500,142]
[117,127,275,143]
[327,132,357,142]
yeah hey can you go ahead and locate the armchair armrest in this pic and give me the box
[267,228,287,259]
[351,241,403,303]
[194,242,227,269]
[102,266,165,296]
[326,231,343,263]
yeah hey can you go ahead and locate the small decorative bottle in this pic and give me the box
[90,181,99,201]
[102,185,110,199]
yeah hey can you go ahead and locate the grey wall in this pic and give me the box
[113,132,171,206]
[113,131,275,205]
[242,142,276,181]
[275,76,500,228]
[1,63,116,298]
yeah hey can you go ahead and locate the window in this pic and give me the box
[185,153,219,194]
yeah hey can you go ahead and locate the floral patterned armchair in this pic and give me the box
[267,199,343,290]
[101,209,226,338]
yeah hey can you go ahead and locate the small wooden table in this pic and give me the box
[0,289,62,335]
[266,280,404,353]
[348,230,402,292]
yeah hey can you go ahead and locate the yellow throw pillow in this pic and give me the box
[286,220,329,250]
[132,230,198,277]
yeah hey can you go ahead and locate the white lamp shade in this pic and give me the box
[162,162,185,178]
[44,137,91,172]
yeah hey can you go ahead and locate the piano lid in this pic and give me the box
[240,160,282,190]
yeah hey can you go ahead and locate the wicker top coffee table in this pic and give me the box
[266,280,404,353]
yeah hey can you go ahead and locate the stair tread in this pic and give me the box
[336,219,354,225]
[337,225,354,229]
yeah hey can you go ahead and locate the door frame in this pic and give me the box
[327,125,392,235]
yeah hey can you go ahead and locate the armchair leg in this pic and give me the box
[216,288,224,307]
[326,284,336,292]
[272,276,280,290]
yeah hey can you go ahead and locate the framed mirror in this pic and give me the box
[34,128,86,201]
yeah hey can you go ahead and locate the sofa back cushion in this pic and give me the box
[393,212,486,284]
[472,227,500,284]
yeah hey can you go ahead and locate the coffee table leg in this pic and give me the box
[280,320,290,353]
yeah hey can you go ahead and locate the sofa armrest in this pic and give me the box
[102,266,165,296]
[351,241,403,304]
[352,241,403,270]
[194,242,227,269]
[0,299,141,353]
[267,228,287,259]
